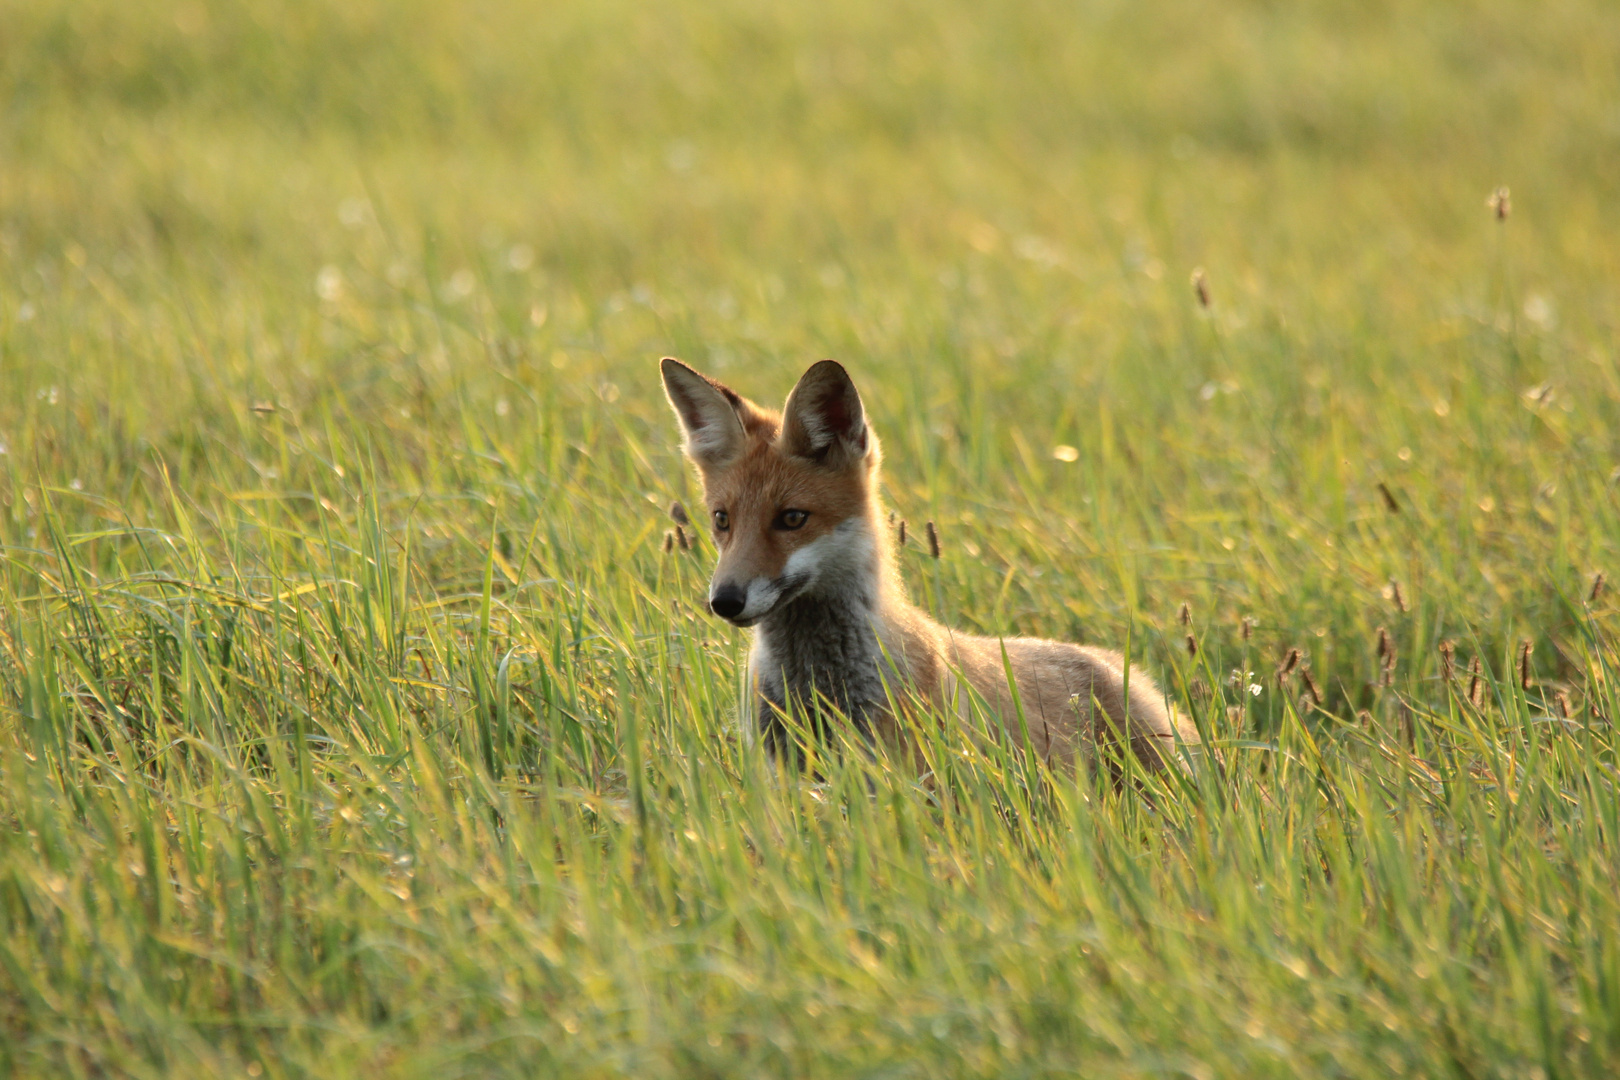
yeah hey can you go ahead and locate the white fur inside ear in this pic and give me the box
[664,363,744,465]
[782,363,867,460]
[683,412,738,460]
[798,408,864,454]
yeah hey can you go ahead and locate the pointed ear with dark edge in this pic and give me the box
[661,357,747,468]
[781,360,868,466]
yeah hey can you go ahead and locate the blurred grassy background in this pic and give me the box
[4,0,1619,657]
[3,1,1620,1076]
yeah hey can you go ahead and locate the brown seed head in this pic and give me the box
[1186,634,1198,658]
[1518,640,1533,690]
[1301,668,1323,706]
[1378,482,1401,514]
[661,530,675,554]
[925,520,941,559]
[897,519,907,546]
[1468,656,1483,707]
[1179,602,1192,627]
[675,524,691,551]
[669,500,690,527]
[1191,267,1210,308]
[1488,186,1511,221]
[1591,572,1606,604]
[1376,626,1391,662]
[1555,690,1572,719]
[1389,579,1407,613]
[1241,617,1253,641]
[1439,639,1455,682]
[1279,647,1301,679]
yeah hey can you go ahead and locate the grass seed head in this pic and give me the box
[1468,656,1484,706]
[675,524,691,551]
[661,530,675,554]
[1377,627,1396,686]
[1388,579,1407,613]
[1489,186,1511,221]
[1278,647,1301,680]
[897,519,907,546]
[1556,690,1572,718]
[1378,482,1401,514]
[1186,633,1198,658]
[1241,616,1253,641]
[1591,572,1605,603]
[1439,639,1455,681]
[669,500,689,526]
[1301,668,1323,706]
[925,520,940,559]
[1191,267,1210,308]
[1179,602,1191,627]
[1519,640,1533,690]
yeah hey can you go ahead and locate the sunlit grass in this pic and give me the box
[3,0,1620,1075]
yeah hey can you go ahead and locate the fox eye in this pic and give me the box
[774,509,809,531]
[712,509,729,531]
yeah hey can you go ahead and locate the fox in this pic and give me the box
[661,356,1197,773]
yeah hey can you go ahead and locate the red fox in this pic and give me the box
[661,357,1197,772]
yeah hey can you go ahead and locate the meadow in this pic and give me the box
[3,0,1620,1075]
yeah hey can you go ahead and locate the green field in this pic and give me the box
[4,1,1620,1075]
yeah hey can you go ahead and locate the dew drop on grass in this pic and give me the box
[338,198,369,228]
[315,265,343,302]
[442,269,475,302]
[1523,294,1553,327]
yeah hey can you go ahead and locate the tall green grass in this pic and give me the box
[3,0,1620,1075]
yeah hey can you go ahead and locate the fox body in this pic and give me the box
[662,357,1195,771]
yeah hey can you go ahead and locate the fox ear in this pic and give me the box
[781,360,868,465]
[661,357,747,468]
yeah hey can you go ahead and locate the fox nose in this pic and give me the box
[709,585,747,620]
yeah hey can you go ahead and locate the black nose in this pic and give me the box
[709,585,746,620]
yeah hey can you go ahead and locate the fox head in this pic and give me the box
[661,357,884,627]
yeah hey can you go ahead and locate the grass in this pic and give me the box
[3,0,1620,1075]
